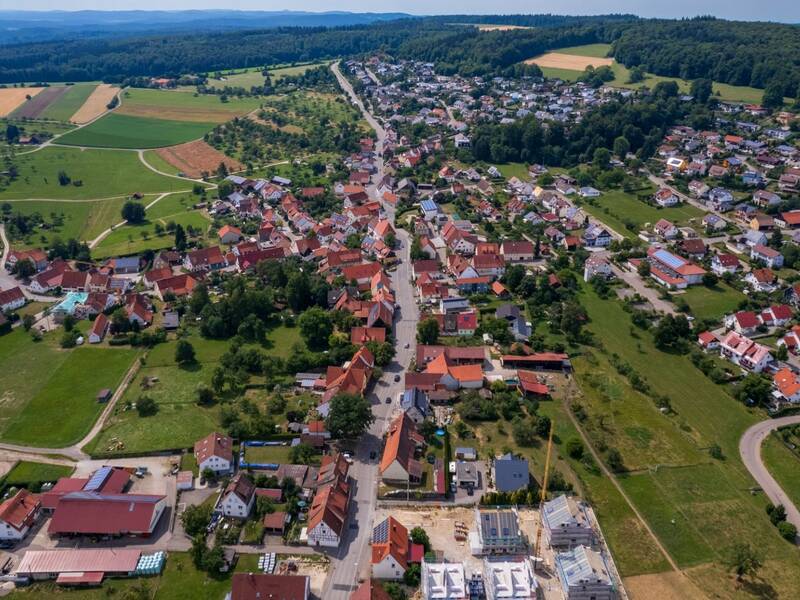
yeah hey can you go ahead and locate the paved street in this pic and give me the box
[739,415,800,539]
[321,61,420,599]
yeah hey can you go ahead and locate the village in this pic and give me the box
[0,47,798,600]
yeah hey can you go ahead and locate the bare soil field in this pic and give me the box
[625,572,708,600]
[526,52,614,71]
[70,83,119,123]
[10,86,68,119]
[0,87,44,117]
[154,140,244,178]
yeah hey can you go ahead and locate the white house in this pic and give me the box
[220,474,256,518]
[0,286,25,312]
[0,489,40,542]
[306,478,349,548]
[88,313,109,344]
[422,561,467,600]
[584,255,613,282]
[194,432,234,475]
[654,188,679,207]
[720,331,773,373]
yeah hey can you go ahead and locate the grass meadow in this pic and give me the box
[116,88,261,122]
[1,461,74,488]
[0,328,139,447]
[574,286,800,596]
[677,283,744,321]
[0,147,186,199]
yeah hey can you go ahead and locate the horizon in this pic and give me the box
[0,5,798,23]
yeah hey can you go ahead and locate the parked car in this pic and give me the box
[394,374,401,382]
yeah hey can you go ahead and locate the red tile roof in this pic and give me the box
[48,493,165,535]
[195,432,233,464]
[231,573,309,600]
[0,489,40,531]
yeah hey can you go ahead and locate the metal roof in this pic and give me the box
[83,466,112,492]
[16,549,141,575]
[652,249,686,270]
[542,495,590,530]
[555,545,612,588]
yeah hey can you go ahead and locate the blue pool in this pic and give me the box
[54,291,88,314]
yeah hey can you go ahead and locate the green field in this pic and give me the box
[677,283,744,321]
[4,197,128,248]
[8,552,262,600]
[142,150,182,175]
[0,328,139,447]
[536,43,770,104]
[269,61,328,80]
[762,432,800,509]
[205,69,266,89]
[57,113,216,149]
[580,188,704,239]
[39,83,98,121]
[0,147,187,199]
[2,461,74,488]
[117,88,262,119]
[574,285,800,594]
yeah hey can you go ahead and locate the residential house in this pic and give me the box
[500,241,534,263]
[184,247,227,272]
[581,224,611,248]
[725,311,761,336]
[653,188,679,207]
[379,413,425,485]
[472,508,526,555]
[220,474,256,519]
[745,268,778,293]
[228,573,309,600]
[773,368,800,404]
[0,489,40,542]
[711,253,741,276]
[697,331,720,351]
[720,331,773,373]
[555,546,615,600]
[400,388,430,424]
[306,475,350,548]
[371,517,422,580]
[751,244,784,269]
[493,453,529,493]
[218,225,243,244]
[583,255,612,282]
[0,286,25,312]
[542,495,594,548]
[654,219,679,240]
[483,558,537,600]
[421,561,467,600]
[88,313,109,344]
[194,432,234,475]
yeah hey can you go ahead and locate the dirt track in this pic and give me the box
[527,52,614,71]
[70,83,118,123]
[0,87,44,117]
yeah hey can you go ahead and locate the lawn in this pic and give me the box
[0,329,139,447]
[2,461,74,488]
[243,444,294,464]
[39,83,98,122]
[116,88,262,123]
[7,552,260,600]
[0,147,187,199]
[269,62,328,80]
[495,162,530,181]
[574,285,800,592]
[1,343,139,447]
[205,69,267,90]
[535,43,772,104]
[677,283,744,321]
[57,113,217,149]
[579,188,704,239]
[92,208,210,259]
[761,432,800,509]
[4,198,129,248]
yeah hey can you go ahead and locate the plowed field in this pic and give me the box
[154,140,243,178]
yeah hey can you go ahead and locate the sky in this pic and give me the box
[0,1,798,22]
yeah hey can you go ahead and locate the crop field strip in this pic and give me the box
[69,83,119,124]
[39,83,98,121]
[56,113,217,149]
[9,86,69,119]
[0,87,44,117]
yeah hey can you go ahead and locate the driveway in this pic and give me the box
[739,415,800,539]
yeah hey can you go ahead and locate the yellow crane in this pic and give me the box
[533,421,554,571]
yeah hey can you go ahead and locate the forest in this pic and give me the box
[611,17,800,99]
[0,15,799,96]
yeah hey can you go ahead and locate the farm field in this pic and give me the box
[268,61,329,80]
[575,286,800,595]
[57,113,216,149]
[39,83,98,121]
[155,140,244,178]
[527,51,613,71]
[0,87,43,117]
[116,88,261,123]
[677,282,744,321]
[4,197,128,248]
[0,147,187,199]
[69,83,119,124]
[0,328,139,447]
[205,68,266,89]
[9,86,68,119]
[530,44,770,104]
[474,23,531,31]
[142,150,182,176]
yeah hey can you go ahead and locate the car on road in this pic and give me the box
[386,396,392,403]
[394,374,401,382]
[404,343,410,349]
[369,451,377,460]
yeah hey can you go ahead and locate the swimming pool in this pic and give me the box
[54,291,88,314]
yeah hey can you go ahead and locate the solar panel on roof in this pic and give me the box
[653,249,685,270]
[83,466,112,492]
[372,518,389,543]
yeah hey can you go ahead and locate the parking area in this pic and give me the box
[73,455,180,496]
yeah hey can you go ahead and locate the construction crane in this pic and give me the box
[532,421,554,572]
